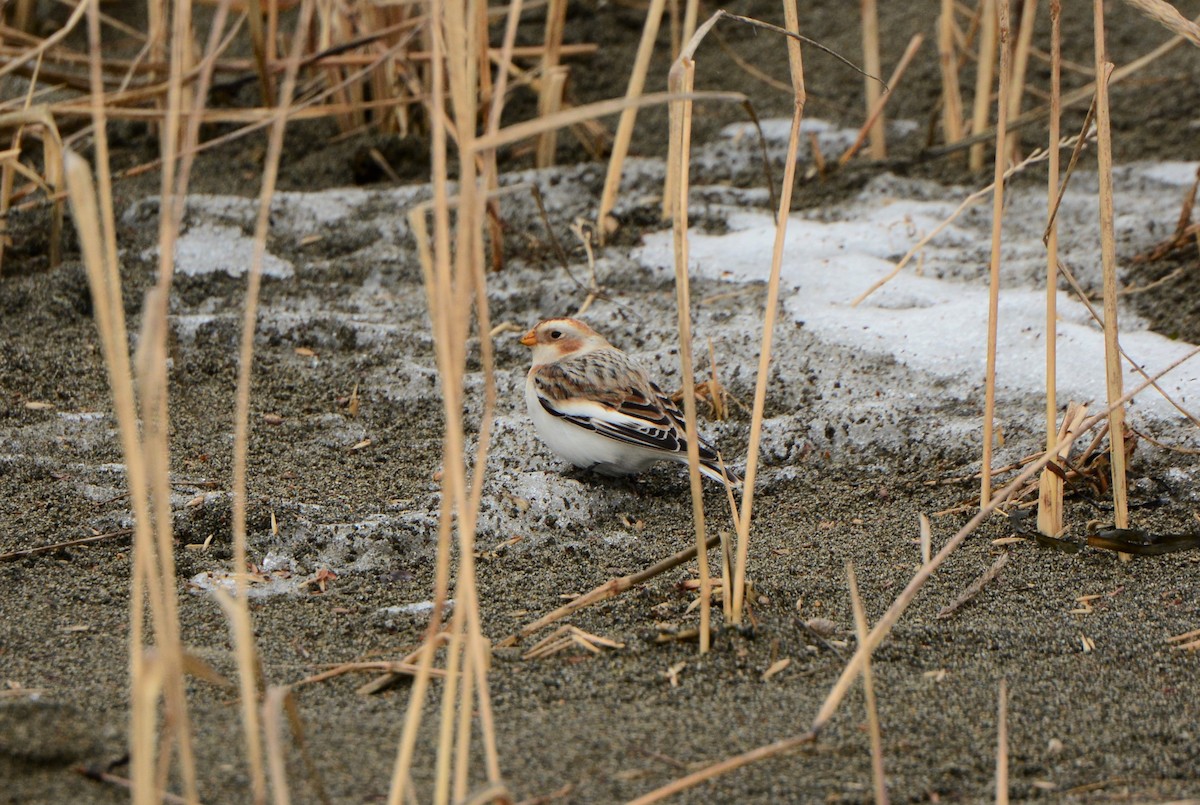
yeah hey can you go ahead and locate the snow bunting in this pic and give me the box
[520,318,739,486]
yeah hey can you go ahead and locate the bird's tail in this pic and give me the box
[698,455,742,491]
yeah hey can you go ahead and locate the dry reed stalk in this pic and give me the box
[505,533,722,643]
[1092,1,1129,539]
[88,0,199,799]
[631,345,1200,803]
[666,52,711,652]
[1122,0,1200,45]
[860,0,884,159]
[0,0,87,82]
[1005,0,1038,161]
[850,131,1086,306]
[447,0,505,787]
[0,107,63,269]
[919,513,932,565]
[838,34,923,167]
[727,0,805,624]
[598,0,666,235]
[848,563,888,805]
[930,14,1199,159]
[536,0,567,166]
[246,0,274,104]
[980,0,1010,509]
[1036,0,1063,537]
[938,0,965,146]
[262,686,292,805]
[969,0,997,172]
[226,2,318,801]
[434,610,466,805]
[386,3,456,791]
[995,678,1009,804]
[64,148,179,805]
[389,0,505,797]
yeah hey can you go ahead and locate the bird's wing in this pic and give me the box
[533,351,717,460]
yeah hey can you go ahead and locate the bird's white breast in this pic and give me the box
[525,370,660,476]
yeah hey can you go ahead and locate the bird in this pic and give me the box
[519,317,739,487]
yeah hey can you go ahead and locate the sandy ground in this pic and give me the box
[3,1,1200,803]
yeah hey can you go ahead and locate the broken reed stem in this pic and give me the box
[848,563,888,805]
[969,0,997,172]
[228,2,318,801]
[507,533,722,643]
[860,0,884,159]
[598,0,666,234]
[731,0,805,624]
[666,55,711,653]
[1093,0,1129,536]
[839,34,923,167]
[938,0,965,146]
[996,678,1009,805]
[1036,0,1063,537]
[981,0,1010,510]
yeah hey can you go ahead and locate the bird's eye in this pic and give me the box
[550,330,562,339]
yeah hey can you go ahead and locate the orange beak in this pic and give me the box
[519,329,537,347]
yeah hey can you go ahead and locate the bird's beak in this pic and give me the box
[519,330,537,347]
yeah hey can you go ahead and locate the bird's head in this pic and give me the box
[519,318,611,364]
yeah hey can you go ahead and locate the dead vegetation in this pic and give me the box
[3,0,1200,802]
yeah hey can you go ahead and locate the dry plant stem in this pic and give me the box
[969,0,997,172]
[262,687,291,805]
[598,0,666,234]
[1006,0,1038,160]
[1093,3,1129,535]
[860,0,884,159]
[452,633,477,803]
[228,2,317,802]
[939,0,965,146]
[444,0,503,786]
[389,0,502,795]
[996,679,1009,804]
[851,131,1082,306]
[0,0,88,81]
[535,0,567,166]
[245,0,275,105]
[1036,0,1063,537]
[64,150,161,805]
[1122,0,1200,45]
[729,0,805,624]
[980,0,1010,509]
[635,347,1200,803]
[811,348,1199,734]
[434,610,465,805]
[84,1,196,799]
[839,34,923,167]
[509,534,722,642]
[929,17,1198,158]
[628,733,818,804]
[667,55,711,653]
[848,564,888,805]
